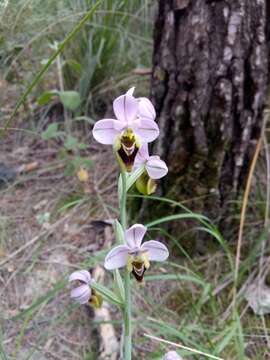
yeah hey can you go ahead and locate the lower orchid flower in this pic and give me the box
[92,89,159,172]
[104,224,169,281]
[134,144,168,195]
[69,270,102,308]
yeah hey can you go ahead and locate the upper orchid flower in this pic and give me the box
[104,224,169,281]
[127,87,156,122]
[92,88,159,171]
[163,351,183,360]
[69,270,102,308]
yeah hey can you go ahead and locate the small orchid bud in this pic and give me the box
[135,171,157,195]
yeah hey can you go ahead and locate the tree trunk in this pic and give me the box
[149,0,270,241]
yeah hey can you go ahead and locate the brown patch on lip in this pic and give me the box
[132,261,146,282]
[117,144,138,172]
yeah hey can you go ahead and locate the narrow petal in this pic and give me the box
[70,284,91,304]
[104,245,129,270]
[93,119,123,145]
[69,270,91,285]
[138,97,156,121]
[125,224,147,248]
[113,94,138,124]
[141,240,169,261]
[134,143,149,167]
[126,87,135,96]
[135,118,159,143]
[146,156,168,179]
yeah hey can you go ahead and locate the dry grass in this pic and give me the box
[0,104,121,359]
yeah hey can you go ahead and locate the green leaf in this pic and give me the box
[114,219,124,244]
[65,59,82,75]
[41,123,60,140]
[58,90,81,110]
[113,269,125,303]
[146,213,209,228]
[37,91,54,106]
[145,273,207,287]
[126,165,145,191]
[74,116,96,124]
[91,282,123,308]
[77,142,88,150]
[64,135,78,150]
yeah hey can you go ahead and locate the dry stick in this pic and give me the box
[0,232,47,268]
[222,268,257,322]
[0,210,74,268]
[233,132,263,311]
[143,333,224,360]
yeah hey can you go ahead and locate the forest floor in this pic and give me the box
[0,81,122,359]
[1,81,270,360]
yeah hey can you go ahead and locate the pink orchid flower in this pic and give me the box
[163,351,183,360]
[126,87,156,122]
[69,270,103,308]
[134,143,168,179]
[92,88,159,171]
[92,88,159,145]
[69,270,92,304]
[104,224,169,281]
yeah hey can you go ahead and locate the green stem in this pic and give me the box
[120,171,127,229]
[120,171,132,360]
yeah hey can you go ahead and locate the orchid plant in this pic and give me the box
[69,88,172,359]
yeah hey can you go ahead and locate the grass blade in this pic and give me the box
[1,0,102,136]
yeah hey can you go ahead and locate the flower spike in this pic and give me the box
[104,224,169,281]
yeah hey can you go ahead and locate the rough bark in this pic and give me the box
[149,0,270,238]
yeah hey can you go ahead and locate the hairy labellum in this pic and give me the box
[132,261,146,282]
[117,146,139,172]
[116,128,140,172]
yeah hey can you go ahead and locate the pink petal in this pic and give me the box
[146,156,168,179]
[126,87,135,96]
[70,284,91,304]
[113,93,138,124]
[104,245,129,270]
[69,270,91,285]
[138,97,156,121]
[163,351,183,360]
[125,224,147,248]
[141,240,169,261]
[134,118,159,143]
[92,119,123,145]
[134,144,149,167]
